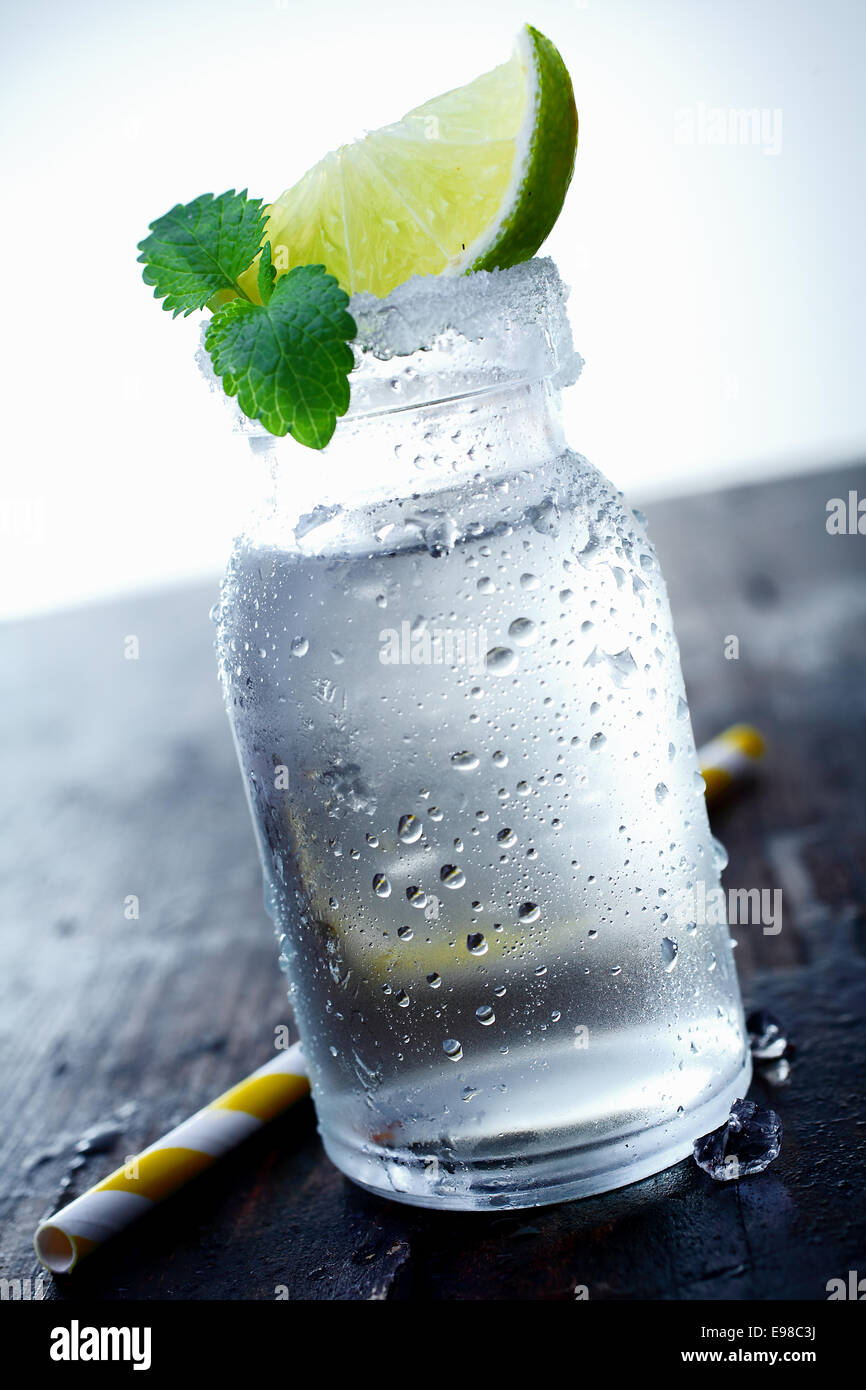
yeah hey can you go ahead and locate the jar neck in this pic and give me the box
[257,376,567,519]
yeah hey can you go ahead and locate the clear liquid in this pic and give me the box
[217,448,749,1207]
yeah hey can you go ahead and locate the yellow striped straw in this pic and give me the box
[698,724,765,803]
[34,1042,309,1274]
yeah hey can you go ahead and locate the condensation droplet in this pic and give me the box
[440,865,466,890]
[486,646,518,676]
[661,937,679,971]
[508,617,537,646]
[398,813,423,843]
[451,751,480,771]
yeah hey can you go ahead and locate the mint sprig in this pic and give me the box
[205,265,355,448]
[137,190,267,317]
[138,192,357,449]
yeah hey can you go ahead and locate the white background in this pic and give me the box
[1,0,864,618]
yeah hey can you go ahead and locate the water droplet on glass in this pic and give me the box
[397,925,413,941]
[467,932,487,956]
[520,573,540,590]
[711,835,729,872]
[397,813,423,843]
[406,886,428,909]
[661,937,679,971]
[372,873,391,898]
[486,646,518,676]
[655,782,669,804]
[519,902,540,923]
[589,732,606,751]
[290,636,309,657]
[443,1039,463,1061]
[476,1005,495,1026]
[451,751,480,771]
[440,865,466,889]
[497,828,517,847]
[508,618,537,646]
[492,750,508,768]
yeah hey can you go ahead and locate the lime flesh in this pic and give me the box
[237,25,577,301]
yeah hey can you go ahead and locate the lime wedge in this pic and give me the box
[238,24,577,301]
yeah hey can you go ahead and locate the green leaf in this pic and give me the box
[257,241,276,305]
[204,264,356,449]
[137,190,265,317]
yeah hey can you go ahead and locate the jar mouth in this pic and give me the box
[197,256,582,434]
[344,256,581,417]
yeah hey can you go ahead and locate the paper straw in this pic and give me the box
[34,1042,309,1274]
[699,723,765,803]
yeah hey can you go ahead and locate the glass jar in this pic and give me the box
[214,259,751,1209]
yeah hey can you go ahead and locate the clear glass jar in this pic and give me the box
[214,259,751,1209]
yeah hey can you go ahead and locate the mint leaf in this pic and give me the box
[137,190,265,317]
[257,241,276,305]
[205,265,356,449]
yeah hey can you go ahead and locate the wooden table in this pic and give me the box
[2,463,864,1301]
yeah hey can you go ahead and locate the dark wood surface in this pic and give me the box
[1,462,864,1301]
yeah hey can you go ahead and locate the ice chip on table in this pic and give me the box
[746,1008,788,1060]
[693,1098,782,1181]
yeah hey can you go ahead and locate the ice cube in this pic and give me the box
[693,1098,782,1181]
[746,1008,788,1060]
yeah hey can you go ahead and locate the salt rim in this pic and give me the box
[196,256,582,434]
[350,257,576,367]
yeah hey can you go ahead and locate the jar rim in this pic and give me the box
[197,256,582,435]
